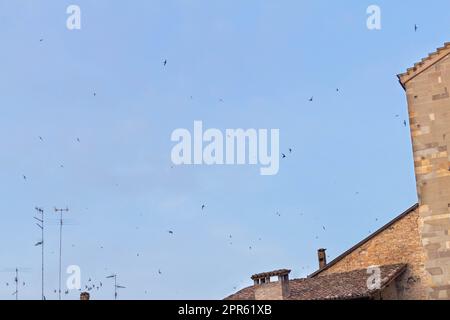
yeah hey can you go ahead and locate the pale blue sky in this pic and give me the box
[0,0,449,300]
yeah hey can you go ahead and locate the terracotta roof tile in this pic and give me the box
[225,264,406,300]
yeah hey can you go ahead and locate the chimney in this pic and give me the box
[318,248,327,269]
[80,292,90,300]
[251,269,291,300]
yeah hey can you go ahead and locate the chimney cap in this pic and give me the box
[251,269,291,281]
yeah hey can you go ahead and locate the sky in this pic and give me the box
[0,0,450,300]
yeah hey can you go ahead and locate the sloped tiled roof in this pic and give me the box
[225,264,406,300]
[398,42,450,89]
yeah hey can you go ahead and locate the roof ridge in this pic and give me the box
[398,42,450,89]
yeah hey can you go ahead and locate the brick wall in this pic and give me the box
[318,208,428,299]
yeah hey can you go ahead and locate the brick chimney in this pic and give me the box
[251,269,291,300]
[318,248,327,269]
[398,43,450,299]
[80,292,90,300]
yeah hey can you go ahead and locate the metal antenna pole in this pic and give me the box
[107,274,125,300]
[15,268,18,301]
[114,275,117,300]
[34,207,45,300]
[54,207,69,300]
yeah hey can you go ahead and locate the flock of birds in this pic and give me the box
[9,24,420,298]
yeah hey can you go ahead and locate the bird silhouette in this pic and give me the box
[22,175,27,180]
[39,39,44,42]
[39,136,44,141]
[201,204,206,210]
[77,138,80,143]
[282,153,286,159]
[309,96,313,102]
[163,59,167,66]
[414,24,418,32]
[289,148,292,153]
[35,241,43,246]
[404,120,407,127]
[168,230,174,235]
[158,269,162,275]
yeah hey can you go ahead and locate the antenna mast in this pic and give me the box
[34,207,45,300]
[54,207,69,300]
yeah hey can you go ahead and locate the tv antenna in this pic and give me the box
[106,274,126,300]
[34,207,45,300]
[54,207,69,300]
[0,267,30,300]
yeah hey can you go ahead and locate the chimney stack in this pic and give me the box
[251,269,291,300]
[318,248,327,269]
[80,292,90,300]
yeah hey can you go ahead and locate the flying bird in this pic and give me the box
[35,241,43,246]
[39,39,44,42]
[414,24,418,32]
[288,148,292,153]
[39,136,44,141]
[22,175,27,180]
[168,230,174,235]
[201,204,206,210]
[404,120,407,127]
[163,59,167,66]
[309,96,313,102]
[76,138,80,143]
[158,269,162,275]
[282,153,286,159]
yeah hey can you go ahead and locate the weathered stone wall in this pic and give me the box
[318,208,428,299]
[404,54,450,299]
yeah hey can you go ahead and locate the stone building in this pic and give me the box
[226,42,450,300]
